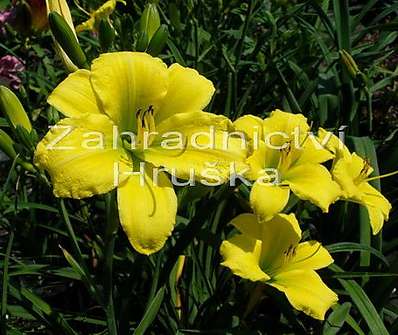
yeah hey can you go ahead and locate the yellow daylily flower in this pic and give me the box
[318,128,392,234]
[220,213,338,320]
[34,52,247,255]
[234,110,341,221]
[76,0,125,33]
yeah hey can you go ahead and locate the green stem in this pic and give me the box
[59,199,83,261]
[104,191,118,335]
[1,230,14,335]
[146,253,162,310]
[59,200,103,305]
[235,0,254,68]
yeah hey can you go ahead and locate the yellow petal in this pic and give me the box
[318,127,351,157]
[284,163,341,212]
[76,0,123,32]
[34,114,130,198]
[230,213,261,238]
[117,164,177,255]
[358,182,391,234]
[280,241,334,272]
[90,52,168,131]
[76,17,96,33]
[259,213,301,272]
[331,152,369,200]
[156,63,215,123]
[233,114,264,141]
[141,111,248,183]
[48,70,102,118]
[250,182,290,222]
[350,153,373,176]
[331,157,359,200]
[93,0,122,20]
[262,109,310,147]
[220,235,270,282]
[297,140,335,165]
[245,141,280,180]
[270,270,338,320]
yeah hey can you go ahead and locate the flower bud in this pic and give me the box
[339,49,360,79]
[48,12,89,70]
[0,128,35,171]
[99,19,115,51]
[28,0,48,32]
[15,125,38,154]
[136,31,149,52]
[140,1,160,43]
[0,129,17,160]
[0,85,32,132]
[46,0,79,72]
[147,24,168,56]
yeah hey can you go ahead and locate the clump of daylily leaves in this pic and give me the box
[0,0,394,324]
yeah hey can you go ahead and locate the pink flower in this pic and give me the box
[0,55,25,90]
[0,10,13,24]
[0,10,14,34]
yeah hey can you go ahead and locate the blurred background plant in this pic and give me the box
[0,0,397,334]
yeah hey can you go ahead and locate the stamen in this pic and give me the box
[136,109,144,146]
[282,244,297,264]
[277,141,292,171]
[147,106,156,133]
[299,121,313,148]
[356,159,372,182]
[365,169,398,182]
[135,106,158,149]
[291,243,322,265]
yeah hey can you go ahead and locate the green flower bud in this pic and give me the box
[48,12,89,70]
[46,0,79,72]
[0,86,32,132]
[147,25,168,56]
[0,129,34,171]
[339,49,360,79]
[0,129,17,160]
[140,2,160,42]
[15,125,38,153]
[136,31,149,52]
[99,19,115,51]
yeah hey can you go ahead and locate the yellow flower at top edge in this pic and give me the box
[318,128,392,234]
[76,0,125,33]
[34,52,247,255]
[220,213,338,320]
[234,111,341,221]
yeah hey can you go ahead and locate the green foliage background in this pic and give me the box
[0,0,397,334]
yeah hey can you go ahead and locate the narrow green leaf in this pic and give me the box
[167,39,186,66]
[59,246,101,304]
[323,302,351,335]
[330,264,389,335]
[1,230,14,334]
[20,288,78,335]
[326,242,389,266]
[333,0,350,50]
[347,136,381,270]
[134,286,166,335]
